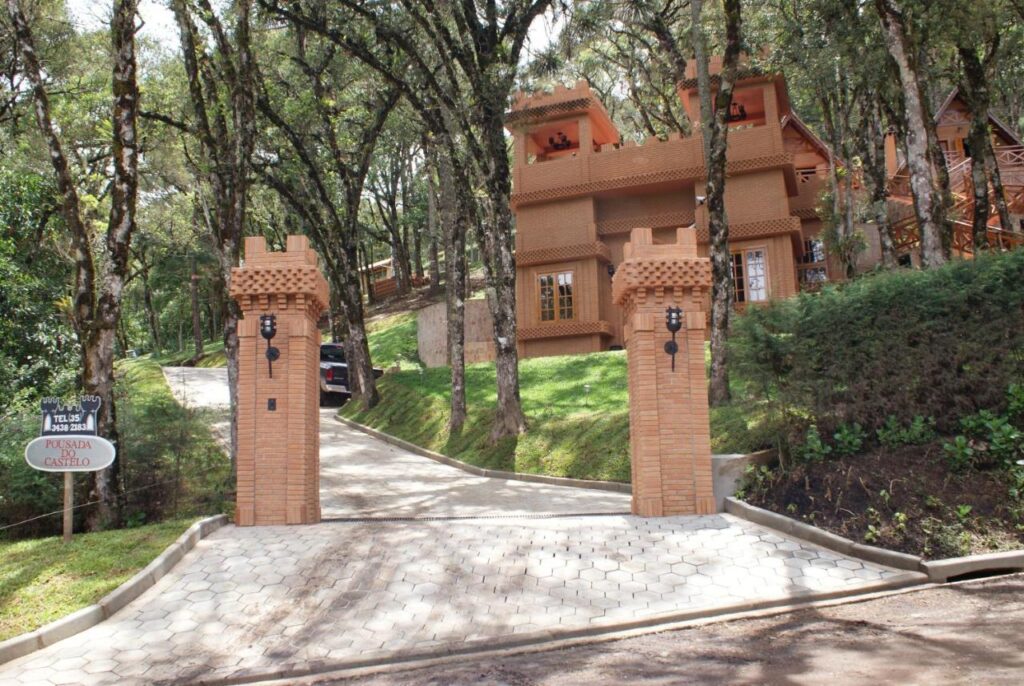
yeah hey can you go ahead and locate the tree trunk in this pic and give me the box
[8,0,141,529]
[190,253,204,358]
[958,43,1013,239]
[865,102,897,268]
[426,164,443,295]
[436,144,467,434]
[139,261,162,351]
[966,120,992,249]
[875,0,950,267]
[476,110,527,440]
[705,0,743,407]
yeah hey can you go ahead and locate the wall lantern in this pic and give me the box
[664,306,682,372]
[260,314,280,378]
[607,263,616,278]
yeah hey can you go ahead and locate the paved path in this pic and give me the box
[326,574,1024,686]
[0,369,915,685]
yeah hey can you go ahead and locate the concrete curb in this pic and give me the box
[202,572,926,686]
[332,414,632,494]
[725,498,1024,581]
[724,497,923,571]
[0,514,227,667]
[920,549,1024,582]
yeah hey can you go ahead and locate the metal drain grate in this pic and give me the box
[321,511,631,524]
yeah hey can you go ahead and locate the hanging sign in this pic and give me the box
[40,396,101,436]
[25,396,116,472]
[24,435,116,472]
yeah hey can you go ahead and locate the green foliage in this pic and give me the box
[342,349,633,482]
[943,435,975,472]
[876,415,937,447]
[797,425,832,463]
[832,422,866,457]
[731,250,1024,445]
[366,312,421,369]
[955,407,1024,469]
[0,169,77,412]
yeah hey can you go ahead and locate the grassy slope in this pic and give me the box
[343,351,633,481]
[0,519,194,640]
[150,339,227,368]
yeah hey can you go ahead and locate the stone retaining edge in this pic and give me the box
[725,498,1024,580]
[333,414,632,494]
[920,550,1024,582]
[203,572,927,686]
[724,497,923,571]
[0,514,227,667]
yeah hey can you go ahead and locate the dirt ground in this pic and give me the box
[744,442,1024,558]
[307,574,1024,686]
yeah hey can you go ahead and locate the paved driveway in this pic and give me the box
[0,369,917,685]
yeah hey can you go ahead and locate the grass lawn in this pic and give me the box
[0,519,195,641]
[149,338,227,368]
[343,350,633,481]
[341,309,770,482]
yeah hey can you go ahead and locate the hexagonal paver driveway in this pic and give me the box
[0,369,914,685]
[0,514,911,686]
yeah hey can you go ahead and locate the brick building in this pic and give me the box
[507,60,833,359]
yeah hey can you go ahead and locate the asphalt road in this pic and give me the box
[306,574,1024,686]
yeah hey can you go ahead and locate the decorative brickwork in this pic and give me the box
[505,97,594,125]
[518,320,613,341]
[511,154,792,208]
[612,227,716,517]
[516,242,611,267]
[597,211,696,236]
[229,235,329,526]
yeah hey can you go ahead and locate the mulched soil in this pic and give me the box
[744,441,1024,559]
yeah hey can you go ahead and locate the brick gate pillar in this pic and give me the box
[612,227,716,516]
[229,235,329,526]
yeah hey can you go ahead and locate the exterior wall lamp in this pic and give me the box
[260,314,280,378]
[664,306,682,372]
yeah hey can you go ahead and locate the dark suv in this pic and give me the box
[319,343,384,405]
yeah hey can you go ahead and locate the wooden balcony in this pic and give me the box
[512,124,791,207]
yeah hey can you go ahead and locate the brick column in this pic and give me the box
[612,227,716,516]
[229,235,329,526]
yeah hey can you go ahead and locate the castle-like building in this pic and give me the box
[505,61,1024,360]
[506,60,832,358]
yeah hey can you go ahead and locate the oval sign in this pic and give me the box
[24,435,116,472]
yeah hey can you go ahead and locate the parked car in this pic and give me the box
[319,343,383,406]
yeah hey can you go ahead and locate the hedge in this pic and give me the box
[731,249,1024,443]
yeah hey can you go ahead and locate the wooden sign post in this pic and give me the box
[24,396,116,543]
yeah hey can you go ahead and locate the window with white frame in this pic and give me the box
[731,249,768,303]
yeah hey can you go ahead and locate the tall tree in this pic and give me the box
[6,0,140,527]
[874,0,951,266]
[262,0,544,440]
[168,0,257,469]
[254,25,399,408]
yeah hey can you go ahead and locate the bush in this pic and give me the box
[732,250,1024,443]
[876,415,936,447]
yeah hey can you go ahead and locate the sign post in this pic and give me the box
[25,396,116,543]
[63,473,73,543]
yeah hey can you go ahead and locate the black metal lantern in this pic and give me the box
[664,306,683,371]
[259,314,280,377]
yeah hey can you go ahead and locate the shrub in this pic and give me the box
[876,415,936,447]
[732,250,1024,441]
[798,425,832,462]
[833,422,866,456]
[943,435,975,472]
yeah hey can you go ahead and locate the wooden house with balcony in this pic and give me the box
[506,61,833,359]
[886,89,1024,257]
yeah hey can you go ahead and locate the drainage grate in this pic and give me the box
[321,511,631,524]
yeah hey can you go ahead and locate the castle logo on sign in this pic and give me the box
[40,396,101,436]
